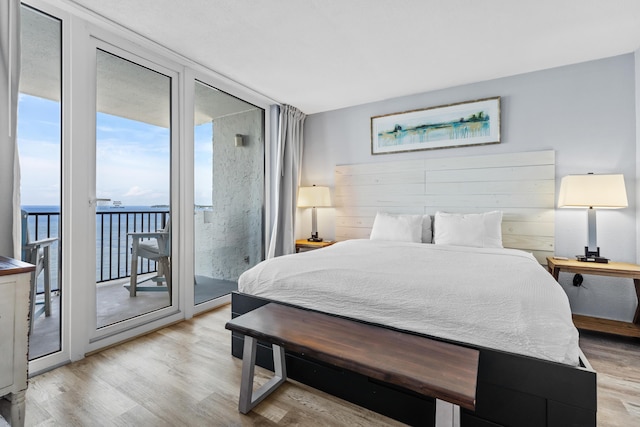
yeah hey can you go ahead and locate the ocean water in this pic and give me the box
[22,205,170,291]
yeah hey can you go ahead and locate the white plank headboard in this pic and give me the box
[334,150,555,264]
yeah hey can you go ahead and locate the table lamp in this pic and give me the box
[558,173,628,263]
[297,185,331,242]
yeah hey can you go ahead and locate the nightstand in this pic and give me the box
[547,257,640,337]
[295,239,335,253]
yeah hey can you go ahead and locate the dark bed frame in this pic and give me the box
[231,292,596,427]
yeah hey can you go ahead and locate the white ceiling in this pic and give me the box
[66,0,640,114]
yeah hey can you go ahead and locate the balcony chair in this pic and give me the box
[128,218,171,298]
[21,210,57,332]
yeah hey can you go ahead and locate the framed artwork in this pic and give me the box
[371,97,501,155]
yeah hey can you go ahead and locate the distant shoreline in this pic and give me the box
[22,205,213,213]
[22,205,171,213]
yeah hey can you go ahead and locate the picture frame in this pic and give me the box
[371,97,501,155]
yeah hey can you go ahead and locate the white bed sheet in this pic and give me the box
[238,239,580,366]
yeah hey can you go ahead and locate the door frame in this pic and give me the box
[185,71,270,318]
[23,0,70,376]
[83,32,183,351]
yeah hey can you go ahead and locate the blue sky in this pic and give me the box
[18,94,213,207]
[17,95,61,206]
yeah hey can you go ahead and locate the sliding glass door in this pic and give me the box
[18,0,270,373]
[94,48,173,328]
[193,81,264,306]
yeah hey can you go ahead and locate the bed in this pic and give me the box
[232,240,595,426]
[231,151,596,426]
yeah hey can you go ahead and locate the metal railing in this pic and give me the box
[96,210,169,283]
[23,209,170,286]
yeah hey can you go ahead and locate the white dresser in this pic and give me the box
[0,257,34,427]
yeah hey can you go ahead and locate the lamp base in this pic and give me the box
[576,247,609,263]
[307,231,323,242]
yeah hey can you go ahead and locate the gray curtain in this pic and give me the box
[0,0,21,258]
[267,104,306,258]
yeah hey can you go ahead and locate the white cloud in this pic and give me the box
[124,186,150,197]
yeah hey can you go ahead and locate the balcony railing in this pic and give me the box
[96,210,169,283]
[23,209,170,289]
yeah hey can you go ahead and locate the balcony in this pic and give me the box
[24,208,237,360]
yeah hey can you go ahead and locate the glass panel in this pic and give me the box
[194,81,264,305]
[95,49,171,328]
[18,5,62,360]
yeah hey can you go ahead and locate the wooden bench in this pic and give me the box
[225,303,479,427]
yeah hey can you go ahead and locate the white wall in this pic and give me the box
[302,54,637,322]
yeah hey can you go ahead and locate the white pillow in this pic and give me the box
[433,211,503,248]
[370,212,423,243]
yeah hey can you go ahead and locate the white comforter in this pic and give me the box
[239,239,580,366]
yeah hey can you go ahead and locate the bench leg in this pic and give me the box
[238,336,287,414]
[435,399,460,427]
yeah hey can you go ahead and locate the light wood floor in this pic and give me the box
[20,304,640,426]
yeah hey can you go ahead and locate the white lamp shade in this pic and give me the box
[297,186,331,207]
[558,174,628,209]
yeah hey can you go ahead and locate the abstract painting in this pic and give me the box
[371,97,501,154]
